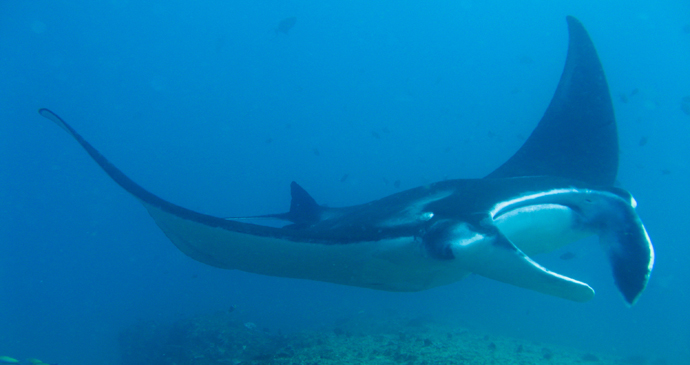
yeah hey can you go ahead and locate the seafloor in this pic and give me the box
[119,310,662,365]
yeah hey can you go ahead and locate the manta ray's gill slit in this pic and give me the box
[489,188,639,221]
[489,188,582,219]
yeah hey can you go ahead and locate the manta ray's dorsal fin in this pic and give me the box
[283,181,322,225]
[486,16,618,186]
[225,182,322,226]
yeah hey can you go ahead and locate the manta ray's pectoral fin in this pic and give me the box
[38,108,303,270]
[430,221,595,302]
[486,16,617,186]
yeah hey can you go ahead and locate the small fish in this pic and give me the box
[312,148,320,156]
[215,35,227,53]
[371,131,381,139]
[393,179,401,189]
[682,96,690,116]
[0,357,19,364]
[630,88,639,96]
[560,252,576,260]
[275,16,297,35]
[684,24,690,34]
[26,359,49,365]
[681,103,690,116]
[638,136,648,147]
[340,174,349,183]
[519,56,534,64]
[228,305,236,313]
[619,93,629,103]
[661,169,672,175]
[581,353,600,362]
[542,348,554,360]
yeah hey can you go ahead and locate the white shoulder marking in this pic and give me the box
[378,190,451,228]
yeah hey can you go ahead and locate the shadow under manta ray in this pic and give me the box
[37,16,654,306]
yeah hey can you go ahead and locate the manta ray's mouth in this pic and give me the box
[493,203,592,257]
[493,203,593,283]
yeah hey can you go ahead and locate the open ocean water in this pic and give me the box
[1,1,689,364]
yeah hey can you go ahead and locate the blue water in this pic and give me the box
[1,1,688,364]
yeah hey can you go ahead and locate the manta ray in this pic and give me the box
[37,16,654,305]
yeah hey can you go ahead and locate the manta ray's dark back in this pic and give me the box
[486,16,618,186]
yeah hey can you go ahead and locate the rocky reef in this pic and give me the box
[119,310,653,365]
